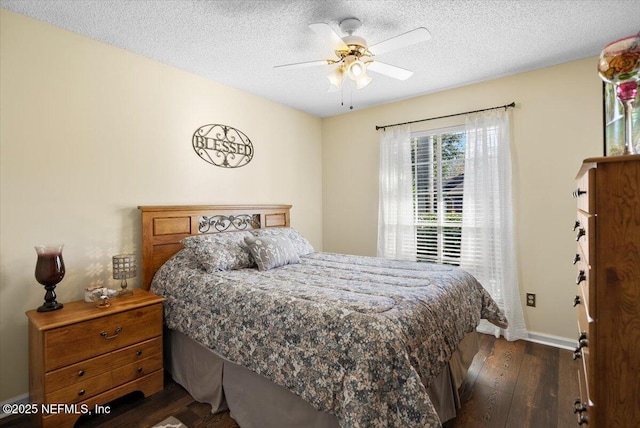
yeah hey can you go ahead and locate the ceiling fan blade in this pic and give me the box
[309,22,349,51]
[274,59,332,70]
[368,27,431,55]
[366,61,414,80]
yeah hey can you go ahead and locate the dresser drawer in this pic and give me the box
[575,211,594,265]
[111,353,163,387]
[575,167,595,214]
[575,265,596,321]
[575,365,592,425]
[576,286,590,337]
[575,295,592,396]
[45,371,112,405]
[44,352,112,393]
[111,337,162,368]
[44,304,163,371]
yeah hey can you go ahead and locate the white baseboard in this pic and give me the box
[0,393,29,419]
[524,331,575,351]
[476,326,575,351]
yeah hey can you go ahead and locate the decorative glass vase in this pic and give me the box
[598,33,640,155]
[34,245,65,312]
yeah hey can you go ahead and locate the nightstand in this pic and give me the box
[26,289,164,428]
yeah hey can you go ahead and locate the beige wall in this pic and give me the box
[322,57,602,341]
[0,10,322,401]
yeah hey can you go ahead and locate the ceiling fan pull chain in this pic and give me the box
[350,86,354,110]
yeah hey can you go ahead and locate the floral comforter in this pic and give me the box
[151,251,508,428]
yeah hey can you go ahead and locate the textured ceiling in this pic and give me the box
[2,0,639,117]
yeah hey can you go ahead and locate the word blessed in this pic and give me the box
[192,124,254,168]
[3,402,111,416]
[193,136,253,156]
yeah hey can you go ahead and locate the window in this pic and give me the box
[412,127,466,265]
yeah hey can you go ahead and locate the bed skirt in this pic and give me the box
[165,328,479,427]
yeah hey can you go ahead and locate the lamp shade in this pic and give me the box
[113,254,137,279]
[113,254,136,296]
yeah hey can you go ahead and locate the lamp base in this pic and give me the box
[118,289,133,297]
[38,284,64,312]
[37,301,63,312]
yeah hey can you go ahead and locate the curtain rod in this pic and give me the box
[375,102,516,131]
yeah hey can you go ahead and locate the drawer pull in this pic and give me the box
[573,348,582,360]
[572,189,587,198]
[78,369,85,377]
[573,295,581,307]
[99,326,123,340]
[576,270,586,285]
[573,220,581,231]
[574,399,589,425]
[137,367,143,374]
[78,389,86,397]
[576,228,586,241]
[573,254,581,265]
[574,338,588,359]
[136,350,143,356]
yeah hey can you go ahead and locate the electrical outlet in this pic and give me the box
[526,293,536,307]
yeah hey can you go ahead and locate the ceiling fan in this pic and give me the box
[274,18,431,91]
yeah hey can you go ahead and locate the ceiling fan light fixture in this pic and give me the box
[355,73,372,89]
[327,67,346,90]
[348,59,366,80]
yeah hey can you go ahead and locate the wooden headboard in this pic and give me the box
[137,204,291,290]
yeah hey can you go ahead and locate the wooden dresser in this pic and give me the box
[572,155,640,427]
[26,289,164,428]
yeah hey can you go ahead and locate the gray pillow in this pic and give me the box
[244,235,300,271]
[251,227,314,256]
[181,231,255,272]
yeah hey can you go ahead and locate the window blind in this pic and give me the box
[412,128,466,265]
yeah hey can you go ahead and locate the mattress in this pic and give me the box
[151,250,507,427]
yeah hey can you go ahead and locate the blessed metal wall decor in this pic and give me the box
[192,124,254,168]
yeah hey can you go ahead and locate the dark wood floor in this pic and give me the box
[1,334,580,428]
[442,334,580,428]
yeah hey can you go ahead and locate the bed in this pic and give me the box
[139,205,508,428]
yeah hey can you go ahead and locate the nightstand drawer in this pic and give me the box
[45,371,112,405]
[44,304,163,371]
[44,352,111,393]
[111,354,163,387]
[111,337,162,368]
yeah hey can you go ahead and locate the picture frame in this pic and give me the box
[603,82,640,156]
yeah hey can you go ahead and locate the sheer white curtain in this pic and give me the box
[377,125,417,260]
[460,109,527,341]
